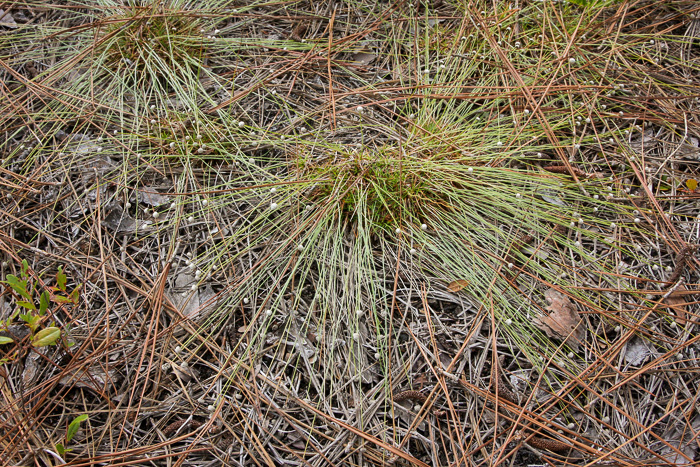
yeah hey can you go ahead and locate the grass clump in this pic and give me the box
[95,1,206,80]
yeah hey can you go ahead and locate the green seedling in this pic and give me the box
[0,260,79,350]
[56,414,89,458]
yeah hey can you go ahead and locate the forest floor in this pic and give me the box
[1,1,699,466]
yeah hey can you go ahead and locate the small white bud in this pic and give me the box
[297,244,304,251]
[410,248,417,255]
[634,218,640,224]
[270,202,278,209]
[243,298,250,304]
[569,57,576,64]
[505,318,512,325]
[420,223,428,230]
[187,216,194,223]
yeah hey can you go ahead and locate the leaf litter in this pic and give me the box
[535,288,585,350]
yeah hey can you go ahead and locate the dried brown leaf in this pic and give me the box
[289,22,309,41]
[535,288,585,350]
[349,48,377,66]
[447,279,470,292]
[664,284,688,322]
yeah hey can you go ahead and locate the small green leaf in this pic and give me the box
[0,336,14,345]
[53,295,73,304]
[5,275,32,301]
[56,266,67,292]
[55,442,65,457]
[32,327,61,347]
[21,260,29,280]
[69,287,80,304]
[66,414,88,443]
[40,291,50,315]
[22,313,41,332]
[17,300,36,311]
